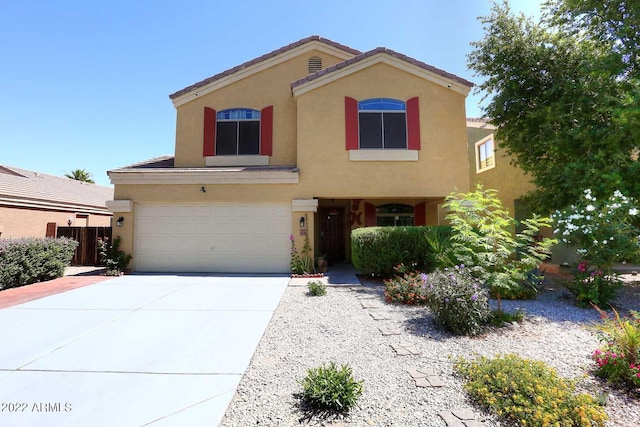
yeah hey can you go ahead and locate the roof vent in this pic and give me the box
[308,56,322,74]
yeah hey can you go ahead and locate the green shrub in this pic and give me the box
[383,264,429,305]
[591,307,640,388]
[490,284,538,300]
[444,185,555,312]
[488,308,525,327]
[0,237,78,290]
[454,354,607,427]
[97,236,132,276]
[307,280,327,296]
[422,266,491,335]
[300,362,363,412]
[351,226,450,276]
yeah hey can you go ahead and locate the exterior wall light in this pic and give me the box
[116,216,124,227]
[299,216,306,228]
[67,218,73,226]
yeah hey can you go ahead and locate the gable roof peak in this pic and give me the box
[169,36,361,102]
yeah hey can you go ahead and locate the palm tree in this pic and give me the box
[65,169,95,183]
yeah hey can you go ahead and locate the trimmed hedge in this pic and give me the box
[351,226,451,276]
[0,238,78,290]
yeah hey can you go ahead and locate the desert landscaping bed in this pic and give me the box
[219,275,640,426]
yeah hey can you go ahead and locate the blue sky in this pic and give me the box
[1,0,542,187]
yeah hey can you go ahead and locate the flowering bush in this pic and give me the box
[97,236,131,276]
[455,354,607,426]
[422,265,490,336]
[554,189,640,270]
[569,260,621,307]
[383,264,429,305]
[554,189,640,306]
[591,307,640,388]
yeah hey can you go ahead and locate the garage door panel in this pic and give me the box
[135,204,291,273]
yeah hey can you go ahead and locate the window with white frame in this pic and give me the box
[216,108,261,155]
[376,203,414,226]
[475,135,495,172]
[358,98,407,149]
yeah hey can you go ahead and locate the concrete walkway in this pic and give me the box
[0,274,289,427]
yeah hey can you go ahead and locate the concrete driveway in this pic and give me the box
[0,274,290,427]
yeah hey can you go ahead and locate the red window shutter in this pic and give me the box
[414,202,426,226]
[260,105,273,156]
[345,97,359,150]
[364,202,377,227]
[203,107,216,157]
[406,97,421,150]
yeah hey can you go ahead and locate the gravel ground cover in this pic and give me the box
[219,275,640,426]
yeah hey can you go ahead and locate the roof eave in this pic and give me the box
[291,51,473,97]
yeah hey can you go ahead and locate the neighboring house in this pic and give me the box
[466,118,535,224]
[0,165,113,238]
[108,35,475,273]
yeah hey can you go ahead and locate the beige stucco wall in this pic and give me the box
[114,50,472,267]
[173,49,348,168]
[467,127,534,216]
[0,206,111,239]
[295,63,470,198]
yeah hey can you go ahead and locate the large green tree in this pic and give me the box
[468,0,640,213]
[65,169,95,183]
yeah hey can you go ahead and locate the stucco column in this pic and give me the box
[105,200,134,266]
[291,199,318,269]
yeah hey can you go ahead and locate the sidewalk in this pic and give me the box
[0,267,109,309]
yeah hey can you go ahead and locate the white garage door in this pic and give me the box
[134,204,291,273]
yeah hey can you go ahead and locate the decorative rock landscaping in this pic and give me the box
[220,275,640,426]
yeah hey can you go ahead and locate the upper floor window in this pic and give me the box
[216,108,261,155]
[358,98,407,149]
[203,106,273,161]
[475,134,495,173]
[376,203,414,226]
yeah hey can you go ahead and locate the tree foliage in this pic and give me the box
[65,169,95,183]
[468,0,640,213]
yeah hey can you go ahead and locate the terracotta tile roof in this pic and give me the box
[291,47,474,89]
[169,36,362,100]
[0,165,113,210]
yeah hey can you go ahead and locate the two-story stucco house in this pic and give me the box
[107,36,475,273]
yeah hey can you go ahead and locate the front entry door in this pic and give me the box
[319,207,345,263]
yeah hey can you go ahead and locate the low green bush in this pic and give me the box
[351,226,451,276]
[307,280,327,296]
[300,362,363,412]
[488,309,525,327]
[454,354,607,427]
[0,237,78,290]
[423,266,490,336]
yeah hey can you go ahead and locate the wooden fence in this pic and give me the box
[56,226,112,266]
